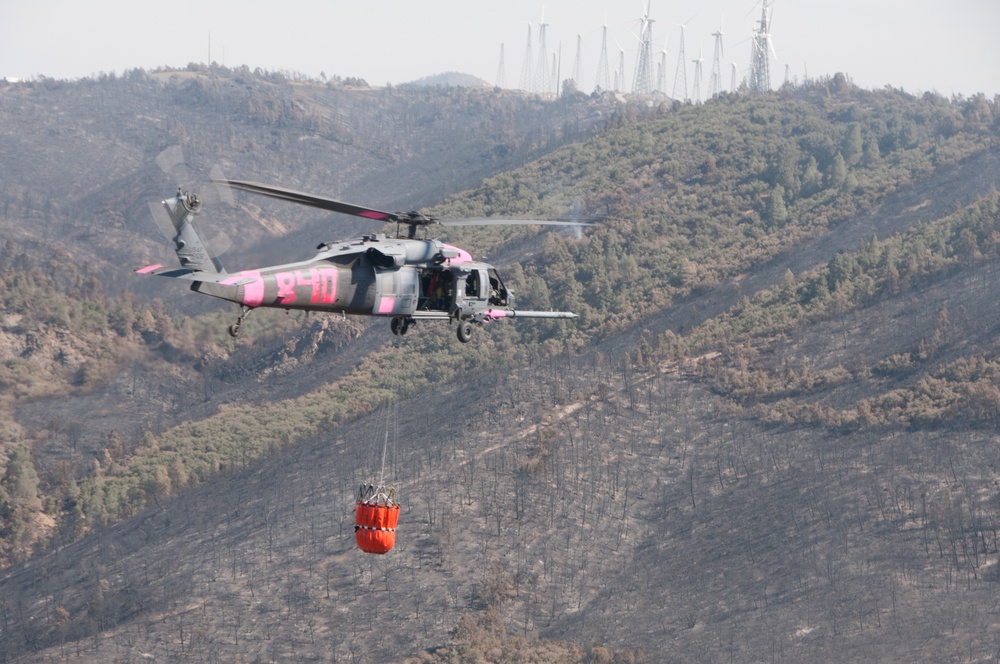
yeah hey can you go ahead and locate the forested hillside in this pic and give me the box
[0,64,607,280]
[0,64,611,564]
[1,68,1000,661]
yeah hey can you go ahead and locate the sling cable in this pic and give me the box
[354,404,400,554]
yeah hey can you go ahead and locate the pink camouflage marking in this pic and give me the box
[221,271,265,307]
[223,267,339,308]
[442,244,472,264]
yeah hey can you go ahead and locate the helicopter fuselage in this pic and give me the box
[138,188,578,343]
[190,233,507,320]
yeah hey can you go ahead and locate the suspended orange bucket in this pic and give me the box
[356,407,400,555]
[355,500,400,554]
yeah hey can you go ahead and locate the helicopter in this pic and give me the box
[137,179,591,343]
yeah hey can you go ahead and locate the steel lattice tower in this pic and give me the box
[615,48,625,92]
[519,25,533,91]
[595,24,612,92]
[709,22,724,97]
[656,46,668,94]
[533,19,550,94]
[551,52,559,95]
[496,44,507,89]
[632,1,655,94]
[749,0,772,93]
[571,34,583,89]
[672,25,688,101]
[691,47,704,103]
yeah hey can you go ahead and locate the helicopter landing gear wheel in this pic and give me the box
[457,321,474,343]
[390,317,412,336]
[229,306,254,338]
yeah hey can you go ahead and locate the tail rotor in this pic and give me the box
[148,145,234,268]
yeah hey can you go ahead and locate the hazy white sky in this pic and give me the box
[3,1,998,98]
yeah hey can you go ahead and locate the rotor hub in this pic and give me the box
[181,191,202,213]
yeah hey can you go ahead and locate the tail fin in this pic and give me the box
[163,189,224,274]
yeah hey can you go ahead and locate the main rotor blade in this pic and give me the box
[214,179,398,222]
[216,178,600,229]
[437,218,597,227]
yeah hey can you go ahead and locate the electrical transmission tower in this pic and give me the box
[571,34,583,89]
[615,48,625,92]
[595,24,611,92]
[632,1,655,94]
[533,18,551,94]
[749,0,772,93]
[519,25,533,91]
[672,24,688,101]
[551,52,559,95]
[709,21,724,97]
[691,46,704,103]
[656,45,668,94]
[496,44,506,89]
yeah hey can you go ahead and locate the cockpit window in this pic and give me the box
[487,268,507,306]
[466,270,481,297]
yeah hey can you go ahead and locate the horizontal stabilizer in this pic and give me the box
[134,264,201,279]
[136,265,241,290]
